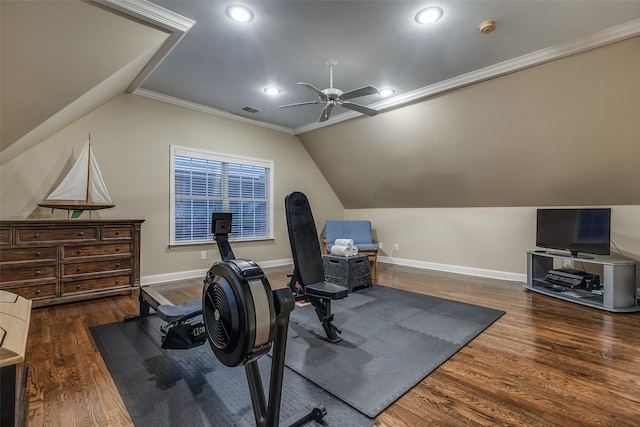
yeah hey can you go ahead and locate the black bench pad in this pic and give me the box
[306,281,348,300]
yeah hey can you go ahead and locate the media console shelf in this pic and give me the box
[526,250,639,313]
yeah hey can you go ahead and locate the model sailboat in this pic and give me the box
[38,135,114,218]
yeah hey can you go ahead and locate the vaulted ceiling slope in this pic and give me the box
[0,0,193,164]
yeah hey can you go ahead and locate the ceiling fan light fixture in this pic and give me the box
[378,88,395,97]
[264,86,281,95]
[226,5,254,23]
[415,7,443,25]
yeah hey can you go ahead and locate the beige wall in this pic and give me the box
[347,206,640,283]
[0,94,343,279]
[0,0,169,151]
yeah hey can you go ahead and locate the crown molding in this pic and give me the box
[293,18,640,135]
[133,89,295,135]
[93,0,196,92]
[94,0,195,32]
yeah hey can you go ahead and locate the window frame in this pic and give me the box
[169,144,274,246]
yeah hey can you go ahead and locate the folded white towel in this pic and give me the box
[330,244,359,257]
[334,238,354,248]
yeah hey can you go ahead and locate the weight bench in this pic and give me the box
[285,191,348,343]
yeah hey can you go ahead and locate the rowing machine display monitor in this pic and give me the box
[212,212,234,261]
[212,212,232,236]
[203,212,326,426]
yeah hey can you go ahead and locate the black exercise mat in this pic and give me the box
[286,284,505,417]
[90,316,373,426]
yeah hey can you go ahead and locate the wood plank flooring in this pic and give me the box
[23,264,640,426]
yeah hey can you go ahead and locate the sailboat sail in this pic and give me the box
[38,139,114,211]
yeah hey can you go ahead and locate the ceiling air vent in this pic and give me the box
[242,106,261,114]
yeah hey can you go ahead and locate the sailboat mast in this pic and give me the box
[86,134,92,204]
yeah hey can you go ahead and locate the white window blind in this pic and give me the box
[170,145,273,245]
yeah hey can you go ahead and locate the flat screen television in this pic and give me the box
[536,208,611,257]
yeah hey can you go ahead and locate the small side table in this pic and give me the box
[0,291,32,427]
[323,254,372,292]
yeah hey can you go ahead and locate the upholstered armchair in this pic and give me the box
[322,220,379,271]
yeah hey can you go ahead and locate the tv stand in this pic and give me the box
[526,251,639,312]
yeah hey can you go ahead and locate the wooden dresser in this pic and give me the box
[0,220,143,307]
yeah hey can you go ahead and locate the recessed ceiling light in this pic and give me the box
[226,5,254,23]
[264,86,281,95]
[378,88,395,97]
[415,7,443,25]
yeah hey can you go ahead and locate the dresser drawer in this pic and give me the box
[0,247,57,263]
[62,274,131,295]
[17,226,98,243]
[0,263,57,282]
[102,225,133,240]
[63,243,132,259]
[6,282,57,300]
[0,227,11,245]
[62,258,131,276]
[1,219,142,306]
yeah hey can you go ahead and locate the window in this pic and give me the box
[170,145,273,245]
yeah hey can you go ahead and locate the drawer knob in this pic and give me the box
[115,230,120,235]
[116,263,120,268]
[79,231,84,237]
[34,233,40,238]
[77,266,82,271]
[77,249,83,254]
[35,270,41,276]
[35,251,41,257]
[115,279,120,284]
[76,284,82,289]
[115,247,120,252]
[35,289,41,295]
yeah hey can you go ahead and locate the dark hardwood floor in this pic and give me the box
[24,264,640,426]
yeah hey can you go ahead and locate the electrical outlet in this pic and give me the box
[378,242,383,249]
[200,251,206,260]
[563,259,572,268]
[393,243,399,251]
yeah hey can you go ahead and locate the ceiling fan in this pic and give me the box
[278,59,380,122]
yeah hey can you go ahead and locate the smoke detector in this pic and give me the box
[479,20,497,35]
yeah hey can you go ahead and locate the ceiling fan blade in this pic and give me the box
[341,101,378,116]
[341,85,379,100]
[298,82,328,100]
[278,100,321,108]
[319,103,333,122]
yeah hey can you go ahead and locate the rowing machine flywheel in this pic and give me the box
[202,259,276,367]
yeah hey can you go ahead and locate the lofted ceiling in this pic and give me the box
[2,0,640,164]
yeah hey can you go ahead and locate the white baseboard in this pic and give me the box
[379,256,527,283]
[140,258,293,286]
[141,256,525,286]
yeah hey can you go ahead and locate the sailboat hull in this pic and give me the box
[38,201,114,210]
